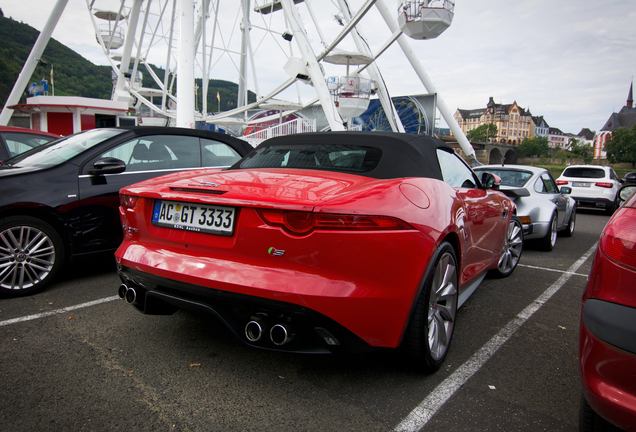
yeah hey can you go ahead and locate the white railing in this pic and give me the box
[242,117,317,147]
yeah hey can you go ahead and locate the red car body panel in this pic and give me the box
[116,167,510,348]
[580,190,636,431]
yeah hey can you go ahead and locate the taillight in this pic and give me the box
[600,208,636,271]
[120,194,138,209]
[256,209,414,236]
[555,180,568,185]
[595,182,614,188]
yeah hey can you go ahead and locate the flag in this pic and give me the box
[216,91,220,102]
[50,65,54,86]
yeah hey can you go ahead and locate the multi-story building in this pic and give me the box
[548,127,569,149]
[594,82,636,159]
[532,116,550,138]
[453,97,533,145]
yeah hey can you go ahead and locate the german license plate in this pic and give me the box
[572,182,591,187]
[152,200,235,235]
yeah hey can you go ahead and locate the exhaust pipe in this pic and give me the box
[270,323,294,346]
[125,287,137,304]
[118,284,128,300]
[118,284,137,304]
[245,320,266,342]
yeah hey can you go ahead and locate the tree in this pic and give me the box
[568,137,593,158]
[467,123,498,142]
[517,136,550,157]
[604,125,636,168]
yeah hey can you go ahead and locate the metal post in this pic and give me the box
[177,0,196,128]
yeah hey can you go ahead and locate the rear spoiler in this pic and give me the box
[498,187,530,198]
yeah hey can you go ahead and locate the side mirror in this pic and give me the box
[88,157,126,175]
[618,185,636,207]
[560,186,572,194]
[481,172,501,190]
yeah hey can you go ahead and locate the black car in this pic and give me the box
[0,126,253,296]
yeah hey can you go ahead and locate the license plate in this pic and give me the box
[152,200,235,235]
[572,182,591,187]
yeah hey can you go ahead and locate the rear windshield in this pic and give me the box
[475,169,533,187]
[236,144,382,174]
[562,167,606,179]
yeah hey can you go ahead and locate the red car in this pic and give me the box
[580,184,636,431]
[0,126,59,162]
[115,132,523,371]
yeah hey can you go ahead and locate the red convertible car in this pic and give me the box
[115,132,522,371]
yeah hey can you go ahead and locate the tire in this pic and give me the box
[403,242,458,373]
[489,215,523,278]
[579,393,621,432]
[0,216,64,297]
[605,197,618,215]
[539,213,558,252]
[563,205,576,237]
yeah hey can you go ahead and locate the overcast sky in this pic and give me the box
[1,0,635,134]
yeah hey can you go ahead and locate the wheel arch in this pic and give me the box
[0,207,72,260]
[398,233,460,347]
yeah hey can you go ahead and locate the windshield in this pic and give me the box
[5,129,124,167]
[475,168,533,187]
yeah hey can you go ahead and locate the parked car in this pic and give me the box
[0,125,59,162]
[115,132,523,371]
[0,126,253,297]
[622,171,636,184]
[556,165,622,215]
[579,184,636,432]
[474,164,576,251]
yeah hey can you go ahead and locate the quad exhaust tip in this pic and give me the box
[118,284,137,304]
[270,323,294,346]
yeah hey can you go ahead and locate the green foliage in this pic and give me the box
[604,125,636,168]
[518,136,550,157]
[467,123,498,142]
[0,14,112,105]
[568,137,593,158]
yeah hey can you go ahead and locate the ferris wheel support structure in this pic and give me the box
[375,0,477,162]
[176,0,196,127]
[0,0,69,126]
[281,0,345,132]
[337,0,404,133]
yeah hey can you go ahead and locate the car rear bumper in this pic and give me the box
[580,300,636,431]
[117,265,378,354]
[571,196,614,209]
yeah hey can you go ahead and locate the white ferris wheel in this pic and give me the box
[4,0,477,160]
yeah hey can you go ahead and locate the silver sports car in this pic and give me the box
[474,164,576,251]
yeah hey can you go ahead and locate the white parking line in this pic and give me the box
[393,243,598,432]
[518,263,589,277]
[0,296,119,327]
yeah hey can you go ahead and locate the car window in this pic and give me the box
[535,173,557,194]
[610,169,619,181]
[201,138,242,167]
[237,144,382,173]
[562,167,605,179]
[8,128,123,167]
[2,132,56,158]
[101,135,201,172]
[437,149,477,188]
[474,169,532,187]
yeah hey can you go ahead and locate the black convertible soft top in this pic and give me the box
[232,131,452,180]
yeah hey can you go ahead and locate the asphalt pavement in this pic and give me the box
[0,210,608,431]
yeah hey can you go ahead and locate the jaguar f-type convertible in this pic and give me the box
[115,132,522,371]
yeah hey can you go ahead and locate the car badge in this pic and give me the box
[188,181,220,187]
[268,247,285,256]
